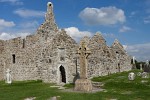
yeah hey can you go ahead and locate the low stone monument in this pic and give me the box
[132,56,136,69]
[140,63,143,71]
[50,96,60,100]
[143,60,150,73]
[74,41,92,92]
[132,56,135,64]
[5,69,12,84]
[137,72,142,76]
[128,72,135,80]
[24,97,36,100]
[141,72,149,78]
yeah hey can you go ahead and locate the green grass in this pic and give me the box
[0,70,150,100]
[92,70,150,100]
[63,83,74,89]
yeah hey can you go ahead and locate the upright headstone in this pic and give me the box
[133,56,135,64]
[140,63,143,71]
[132,56,136,69]
[74,41,93,92]
[5,69,12,84]
[146,60,149,65]
[143,60,150,73]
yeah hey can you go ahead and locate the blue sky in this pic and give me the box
[0,0,150,61]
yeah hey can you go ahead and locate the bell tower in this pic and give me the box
[37,2,58,35]
[45,2,55,23]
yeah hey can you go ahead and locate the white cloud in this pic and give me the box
[102,33,115,38]
[131,11,137,16]
[129,11,138,17]
[125,43,150,61]
[144,16,150,24]
[14,9,45,18]
[65,27,92,41]
[0,0,23,5]
[79,6,126,25]
[19,21,39,29]
[0,32,31,40]
[123,45,127,50]
[0,19,15,28]
[0,20,38,40]
[119,26,131,32]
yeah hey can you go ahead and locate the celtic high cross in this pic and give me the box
[77,41,91,79]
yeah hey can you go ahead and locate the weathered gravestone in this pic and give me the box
[74,41,93,92]
[50,96,60,100]
[143,60,150,73]
[137,72,142,76]
[5,69,12,84]
[141,72,149,78]
[132,56,136,69]
[140,63,143,71]
[24,97,36,100]
[128,72,135,80]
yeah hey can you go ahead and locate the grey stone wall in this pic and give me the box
[0,2,132,84]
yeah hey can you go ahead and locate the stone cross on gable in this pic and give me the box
[77,41,91,79]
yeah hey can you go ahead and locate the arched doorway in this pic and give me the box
[59,65,66,83]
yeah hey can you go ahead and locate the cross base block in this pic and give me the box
[74,79,93,92]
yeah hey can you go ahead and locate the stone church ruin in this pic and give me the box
[0,2,132,84]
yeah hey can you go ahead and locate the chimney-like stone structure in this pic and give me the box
[37,2,58,38]
[38,2,57,32]
[45,2,55,23]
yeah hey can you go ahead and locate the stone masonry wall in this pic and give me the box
[0,2,132,83]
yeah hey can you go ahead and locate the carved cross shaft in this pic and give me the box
[77,41,91,79]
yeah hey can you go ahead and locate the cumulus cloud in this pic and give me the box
[119,26,131,32]
[0,19,15,27]
[0,0,23,5]
[0,20,39,40]
[65,27,92,41]
[0,32,31,40]
[14,9,45,18]
[79,6,126,25]
[125,43,150,61]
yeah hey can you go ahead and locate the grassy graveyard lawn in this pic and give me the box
[0,70,150,100]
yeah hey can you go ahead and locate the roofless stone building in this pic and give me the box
[0,2,132,84]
